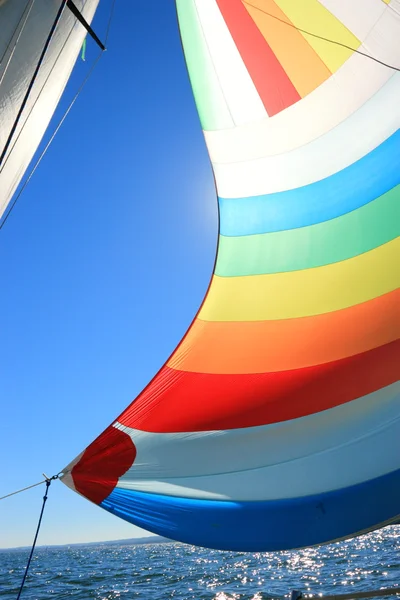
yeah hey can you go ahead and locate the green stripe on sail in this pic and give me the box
[176,0,233,131]
[216,186,400,276]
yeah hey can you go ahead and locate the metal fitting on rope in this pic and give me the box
[42,472,61,482]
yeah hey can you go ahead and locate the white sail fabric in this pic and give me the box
[0,0,100,219]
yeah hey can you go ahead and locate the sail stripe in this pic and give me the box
[199,237,399,322]
[242,0,331,97]
[216,188,400,276]
[117,340,400,433]
[168,290,400,374]
[175,0,234,131]
[215,0,300,115]
[194,0,267,125]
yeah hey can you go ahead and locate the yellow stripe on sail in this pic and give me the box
[199,237,400,322]
[273,0,361,72]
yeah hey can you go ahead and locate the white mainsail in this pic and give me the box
[0,0,100,219]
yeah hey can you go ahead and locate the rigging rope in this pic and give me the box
[15,474,59,600]
[0,479,47,501]
[0,0,116,231]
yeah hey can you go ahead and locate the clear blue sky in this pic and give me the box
[0,0,217,548]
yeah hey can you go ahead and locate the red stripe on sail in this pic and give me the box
[117,340,400,433]
[216,0,301,115]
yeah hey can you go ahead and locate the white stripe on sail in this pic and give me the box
[194,0,267,125]
[114,383,400,501]
[176,0,234,131]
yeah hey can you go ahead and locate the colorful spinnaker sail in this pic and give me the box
[62,0,400,551]
[0,0,100,219]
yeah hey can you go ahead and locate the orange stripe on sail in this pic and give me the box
[168,289,400,374]
[242,0,331,97]
[216,0,300,115]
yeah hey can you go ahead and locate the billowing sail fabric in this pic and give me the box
[62,0,400,551]
[0,0,100,219]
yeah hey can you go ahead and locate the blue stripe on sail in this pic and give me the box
[219,129,400,236]
[101,468,400,552]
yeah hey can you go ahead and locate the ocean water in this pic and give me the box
[1,528,399,600]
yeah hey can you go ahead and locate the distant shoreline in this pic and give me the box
[0,535,173,552]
